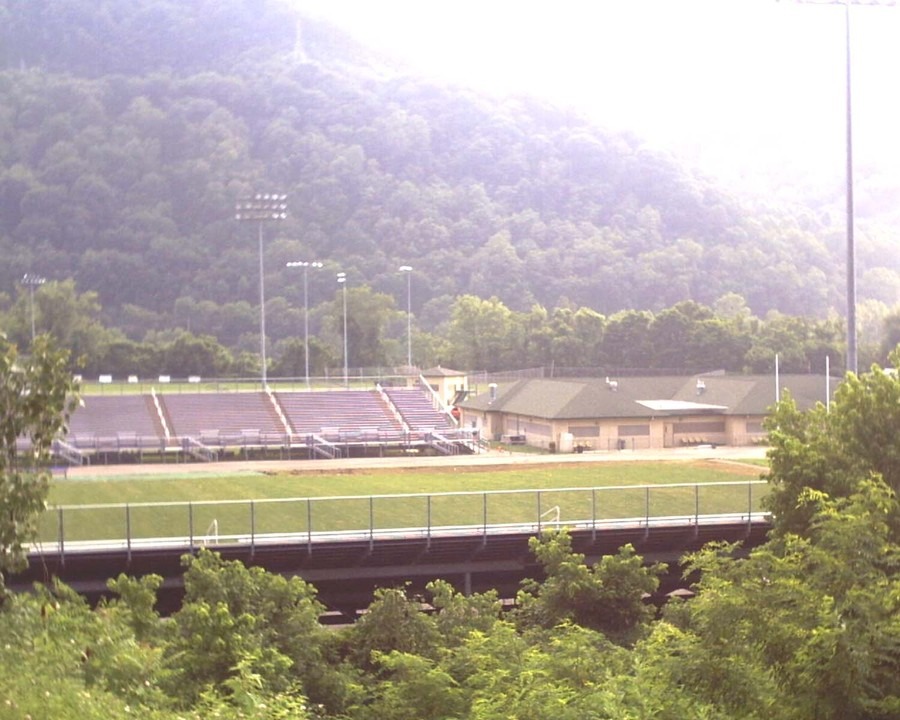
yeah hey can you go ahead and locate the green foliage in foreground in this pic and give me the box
[0,334,78,583]
[4,358,900,718]
[6,479,900,719]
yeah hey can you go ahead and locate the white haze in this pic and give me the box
[294,0,900,204]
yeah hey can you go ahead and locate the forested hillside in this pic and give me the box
[0,0,897,370]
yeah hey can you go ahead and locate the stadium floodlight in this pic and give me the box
[398,265,413,369]
[784,0,895,374]
[21,273,46,343]
[337,272,348,387]
[286,260,324,388]
[235,193,288,388]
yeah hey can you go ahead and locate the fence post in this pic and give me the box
[126,504,132,563]
[591,488,597,541]
[645,486,650,529]
[537,490,542,534]
[188,502,193,549]
[748,481,753,527]
[482,492,487,541]
[307,499,313,554]
[369,496,375,551]
[57,507,65,565]
[426,495,432,548]
[250,500,256,559]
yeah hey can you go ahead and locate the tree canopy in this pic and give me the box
[0,333,77,584]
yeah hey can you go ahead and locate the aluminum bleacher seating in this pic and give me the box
[160,392,286,445]
[276,389,402,438]
[68,395,164,449]
[383,387,456,431]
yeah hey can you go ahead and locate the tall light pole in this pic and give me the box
[788,1,895,373]
[235,193,287,388]
[336,272,348,387]
[21,273,46,343]
[398,265,413,369]
[286,260,323,388]
[843,0,858,374]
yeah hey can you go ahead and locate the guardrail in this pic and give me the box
[35,481,768,559]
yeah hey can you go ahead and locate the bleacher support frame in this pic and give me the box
[183,437,218,462]
[425,431,458,456]
[308,434,343,459]
[52,438,85,466]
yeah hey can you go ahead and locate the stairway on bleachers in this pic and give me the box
[383,387,456,431]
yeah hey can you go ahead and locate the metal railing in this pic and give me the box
[35,481,769,559]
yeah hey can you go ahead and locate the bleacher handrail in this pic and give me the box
[376,383,411,432]
[182,436,217,462]
[150,388,171,441]
[417,375,456,419]
[267,387,293,437]
[52,438,85,466]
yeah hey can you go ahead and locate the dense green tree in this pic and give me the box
[446,295,522,372]
[355,651,467,720]
[652,482,900,719]
[879,311,900,363]
[764,346,900,538]
[4,279,116,364]
[600,309,653,369]
[88,338,160,377]
[427,579,503,647]
[0,334,77,584]
[514,530,664,645]
[162,331,234,377]
[342,586,441,671]
[163,549,345,711]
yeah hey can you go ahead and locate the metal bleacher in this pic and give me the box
[67,395,165,453]
[57,386,478,465]
[383,386,457,431]
[276,389,403,438]
[162,392,287,448]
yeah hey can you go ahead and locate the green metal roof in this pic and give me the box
[459,374,837,419]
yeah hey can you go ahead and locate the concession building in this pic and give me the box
[457,373,835,451]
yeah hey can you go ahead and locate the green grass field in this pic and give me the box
[40,460,768,545]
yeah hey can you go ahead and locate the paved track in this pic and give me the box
[67,445,768,479]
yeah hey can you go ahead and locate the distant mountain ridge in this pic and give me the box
[0,0,897,344]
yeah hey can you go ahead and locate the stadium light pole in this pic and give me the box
[337,272,348,387]
[286,260,323,388]
[787,0,894,374]
[21,273,46,343]
[235,193,287,388]
[398,265,413,369]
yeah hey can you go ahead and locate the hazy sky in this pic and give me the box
[294,0,900,195]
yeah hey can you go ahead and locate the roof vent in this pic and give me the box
[696,379,706,395]
[606,377,618,392]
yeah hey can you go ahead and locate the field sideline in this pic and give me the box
[42,447,769,543]
[50,446,768,506]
